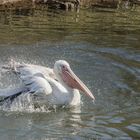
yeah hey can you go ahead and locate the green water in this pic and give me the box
[0,8,140,139]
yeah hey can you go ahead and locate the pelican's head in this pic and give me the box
[54,60,95,100]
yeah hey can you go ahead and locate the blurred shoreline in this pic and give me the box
[1,0,140,11]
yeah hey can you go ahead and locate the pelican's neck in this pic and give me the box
[55,71,72,92]
[55,73,81,106]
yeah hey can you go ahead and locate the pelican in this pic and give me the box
[0,60,95,107]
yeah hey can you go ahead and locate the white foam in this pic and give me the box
[0,93,52,113]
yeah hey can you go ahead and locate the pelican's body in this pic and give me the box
[0,60,95,107]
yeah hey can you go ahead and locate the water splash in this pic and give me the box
[0,93,53,113]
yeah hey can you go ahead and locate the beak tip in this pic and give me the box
[87,93,95,101]
[92,96,95,101]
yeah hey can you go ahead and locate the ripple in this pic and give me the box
[0,8,140,140]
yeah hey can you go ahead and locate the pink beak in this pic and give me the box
[61,67,95,100]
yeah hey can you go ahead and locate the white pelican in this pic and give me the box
[0,60,95,107]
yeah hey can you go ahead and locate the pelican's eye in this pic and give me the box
[62,65,68,71]
[62,65,65,69]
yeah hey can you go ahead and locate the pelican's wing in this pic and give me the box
[15,63,56,95]
[0,74,53,103]
[21,74,52,95]
[3,61,56,80]
[0,62,55,102]
[18,64,55,78]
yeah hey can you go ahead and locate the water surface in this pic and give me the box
[0,7,140,139]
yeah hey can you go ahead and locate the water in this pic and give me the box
[0,7,140,139]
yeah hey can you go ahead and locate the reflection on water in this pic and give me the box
[0,7,140,139]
